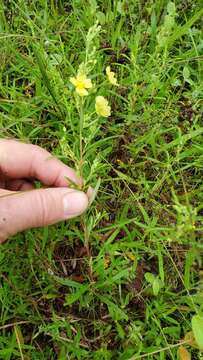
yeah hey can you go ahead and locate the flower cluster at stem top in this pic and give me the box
[70,66,118,117]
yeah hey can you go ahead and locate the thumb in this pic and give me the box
[0,188,88,242]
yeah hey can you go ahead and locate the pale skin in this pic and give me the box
[0,139,89,243]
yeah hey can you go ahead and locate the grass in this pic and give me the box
[0,0,203,359]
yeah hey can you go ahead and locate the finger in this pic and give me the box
[0,189,14,197]
[0,178,6,188]
[0,188,88,243]
[0,139,80,187]
[5,179,35,191]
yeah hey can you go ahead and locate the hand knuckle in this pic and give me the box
[35,190,55,227]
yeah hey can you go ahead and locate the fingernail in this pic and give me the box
[63,191,88,218]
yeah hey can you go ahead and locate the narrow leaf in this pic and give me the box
[88,178,101,206]
[53,275,87,288]
[152,278,160,296]
[64,285,89,305]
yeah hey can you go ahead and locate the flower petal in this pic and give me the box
[77,74,86,82]
[70,77,78,86]
[84,78,93,89]
[76,87,88,96]
[106,66,119,86]
[95,96,111,117]
[106,66,111,76]
[70,72,92,95]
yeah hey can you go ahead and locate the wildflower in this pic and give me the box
[95,96,111,117]
[70,74,92,96]
[106,66,119,86]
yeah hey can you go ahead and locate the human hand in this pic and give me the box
[0,139,89,243]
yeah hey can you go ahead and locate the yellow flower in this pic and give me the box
[106,66,119,86]
[95,96,111,117]
[70,74,92,96]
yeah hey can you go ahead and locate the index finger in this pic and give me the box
[0,139,80,187]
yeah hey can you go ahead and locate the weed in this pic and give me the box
[0,0,203,359]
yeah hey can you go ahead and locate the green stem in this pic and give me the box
[79,97,84,181]
[78,98,92,278]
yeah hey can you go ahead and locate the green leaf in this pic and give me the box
[64,285,89,306]
[167,2,176,16]
[164,15,175,31]
[167,9,203,48]
[152,278,160,296]
[144,272,155,284]
[117,1,125,15]
[88,177,101,206]
[50,53,63,65]
[14,325,24,345]
[32,44,64,117]
[89,0,97,14]
[96,11,106,25]
[191,315,203,350]
[183,66,190,81]
[98,296,128,321]
[157,242,165,283]
[53,275,86,288]
[114,169,137,185]
[116,322,125,339]
[183,65,194,85]
[184,249,195,288]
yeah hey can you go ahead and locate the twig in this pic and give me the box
[129,340,190,359]
[0,321,30,331]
